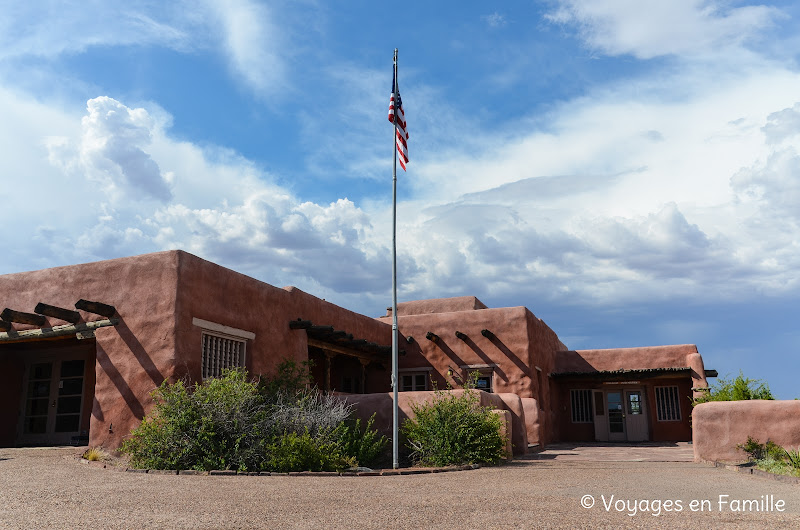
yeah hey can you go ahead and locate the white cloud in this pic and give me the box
[0,1,194,60]
[482,13,507,28]
[0,1,292,100]
[204,0,290,99]
[546,0,782,59]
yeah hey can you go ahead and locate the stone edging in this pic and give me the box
[712,461,800,485]
[80,458,480,476]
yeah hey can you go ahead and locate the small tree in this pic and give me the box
[692,371,774,406]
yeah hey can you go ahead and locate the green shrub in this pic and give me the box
[121,364,380,472]
[267,429,354,472]
[401,387,507,467]
[693,371,774,406]
[121,378,203,470]
[336,414,389,468]
[737,436,783,462]
[784,448,800,472]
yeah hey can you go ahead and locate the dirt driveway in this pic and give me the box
[1,445,798,529]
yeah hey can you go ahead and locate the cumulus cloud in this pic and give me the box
[33,95,391,294]
[47,97,172,202]
[546,0,782,59]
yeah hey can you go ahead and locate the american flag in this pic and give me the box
[388,72,409,170]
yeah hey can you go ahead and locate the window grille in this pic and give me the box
[655,386,681,421]
[201,332,246,379]
[570,389,593,423]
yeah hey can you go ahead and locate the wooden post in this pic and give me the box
[359,358,370,394]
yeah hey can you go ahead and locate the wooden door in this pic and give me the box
[624,389,649,441]
[19,359,86,445]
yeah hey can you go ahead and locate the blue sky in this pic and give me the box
[1,1,799,398]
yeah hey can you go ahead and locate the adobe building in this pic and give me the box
[0,250,714,451]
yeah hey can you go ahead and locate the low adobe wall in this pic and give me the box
[344,390,526,456]
[693,400,800,463]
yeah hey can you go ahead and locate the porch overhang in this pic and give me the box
[289,319,397,363]
[551,366,693,381]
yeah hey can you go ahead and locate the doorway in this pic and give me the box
[16,344,93,446]
[592,388,649,442]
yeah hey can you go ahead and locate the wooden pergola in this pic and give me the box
[289,318,401,393]
[0,299,118,344]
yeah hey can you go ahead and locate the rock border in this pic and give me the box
[79,458,481,476]
[712,461,800,485]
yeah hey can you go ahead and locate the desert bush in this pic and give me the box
[336,414,389,468]
[267,429,354,472]
[784,448,800,472]
[693,371,774,406]
[738,436,784,461]
[121,378,202,470]
[121,363,387,472]
[401,387,507,467]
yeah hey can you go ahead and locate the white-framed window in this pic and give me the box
[401,372,428,391]
[193,318,254,379]
[655,386,682,421]
[570,389,593,423]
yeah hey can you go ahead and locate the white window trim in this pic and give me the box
[192,317,255,340]
[194,318,254,380]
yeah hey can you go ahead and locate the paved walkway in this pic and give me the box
[534,442,695,462]
[1,446,798,529]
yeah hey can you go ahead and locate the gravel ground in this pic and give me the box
[0,446,798,529]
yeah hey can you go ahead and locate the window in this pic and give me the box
[627,391,643,415]
[201,332,246,379]
[570,389,593,423]
[401,373,428,391]
[474,373,493,392]
[341,376,361,394]
[594,392,605,416]
[655,386,681,421]
[193,318,254,380]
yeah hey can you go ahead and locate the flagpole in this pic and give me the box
[391,48,400,470]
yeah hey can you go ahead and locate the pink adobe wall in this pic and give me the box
[390,296,488,316]
[0,251,181,448]
[172,252,393,389]
[1,250,394,449]
[378,304,565,446]
[693,400,800,463]
[524,310,566,445]
[380,307,536,397]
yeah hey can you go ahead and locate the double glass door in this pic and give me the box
[20,359,86,444]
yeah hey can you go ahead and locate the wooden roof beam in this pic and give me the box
[1,308,46,327]
[34,302,81,324]
[75,299,116,318]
